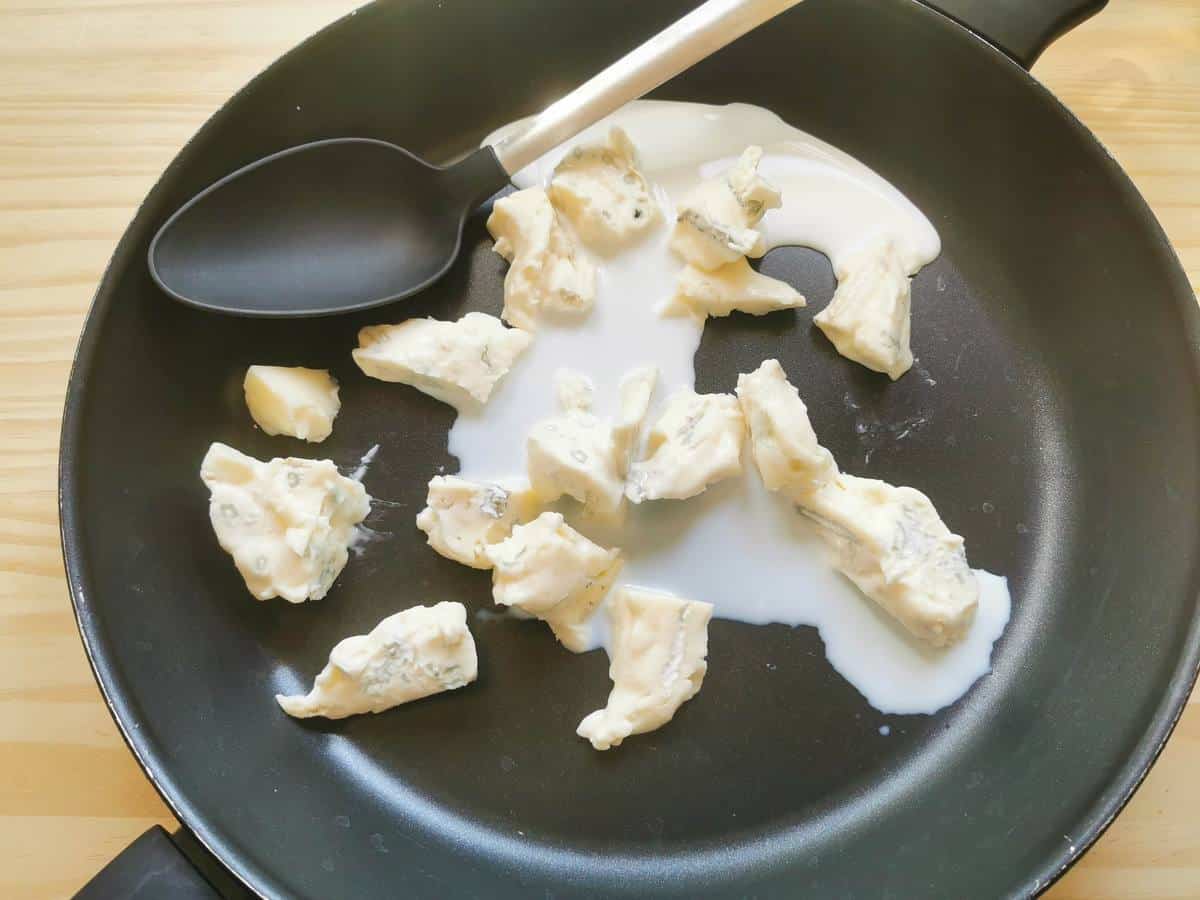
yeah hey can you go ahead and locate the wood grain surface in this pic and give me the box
[1,1,1196,897]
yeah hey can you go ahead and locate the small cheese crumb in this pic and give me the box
[243,365,340,442]
[553,368,595,414]
[613,366,658,476]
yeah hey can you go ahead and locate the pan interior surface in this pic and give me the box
[61,0,1200,897]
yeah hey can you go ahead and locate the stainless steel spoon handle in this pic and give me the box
[489,0,801,175]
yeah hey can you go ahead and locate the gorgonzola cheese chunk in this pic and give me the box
[814,238,914,380]
[487,187,596,330]
[803,476,978,647]
[665,258,805,319]
[553,368,595,414]
[527,372,624,515]
[243,365,340,443]
[549,127,659,249]
[613,366,658,476]
[276,602,477,719]
[626,390,745,502]
[670,145,780,270]
[726,143,782,217]
[735,362,977,646]
[415,475,537,569]
[200,442,370,603]
[352,312,531,410]
[577,586,713,751]
[484,512,622,652]
[735,359,836,499]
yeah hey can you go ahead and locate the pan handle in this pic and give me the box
[922,0,1107,68]
[73,825,249,899]
[490,0,801,174]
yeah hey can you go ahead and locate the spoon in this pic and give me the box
[149,0,799,317]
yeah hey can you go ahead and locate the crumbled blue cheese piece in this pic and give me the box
[243,365,340,443]
[415,475,537,570]
[549,127,659,249]
[200,442,370,603]
[553,368,595,414]
[487,187,596,330]
[665,257,805,319]
[577,586,713,751]
[275,602,477,719]
[669,145,780,270]
[613,366,658,477]
[726,144,782,216]
[484,511,622,652]
[814,238,914,380]
[802,475,978,647]
[737,362,977,646]
[626,390,745,502]
[735,359,836,498]
[527,371,624,516]
[352,311,531,410]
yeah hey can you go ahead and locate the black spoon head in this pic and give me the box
[148,139,504,317]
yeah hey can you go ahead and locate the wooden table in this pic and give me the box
[1,1,1196,896]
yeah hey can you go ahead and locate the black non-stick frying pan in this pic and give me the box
[62,0,1200,897]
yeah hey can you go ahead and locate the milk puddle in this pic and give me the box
[448,101,1009,715]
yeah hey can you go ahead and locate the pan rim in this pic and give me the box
[57,1,1200,897]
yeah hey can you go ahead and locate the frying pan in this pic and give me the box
[61,0,1200,897]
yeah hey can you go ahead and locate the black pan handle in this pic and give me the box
[73,826,251,899]
[922,0,1107,68]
